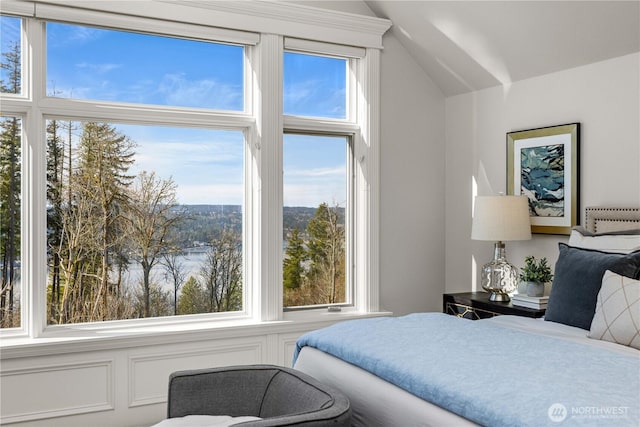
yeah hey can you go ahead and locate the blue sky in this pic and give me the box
[1,17,347,207]
[46,22,245,109]
[0,16,21,91]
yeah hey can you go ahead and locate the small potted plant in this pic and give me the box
[519,256,553,297]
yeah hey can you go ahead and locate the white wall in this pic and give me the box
[379,34,446,314]
[445,53,640,293]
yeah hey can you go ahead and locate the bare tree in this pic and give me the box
[200,230,242,312]
[125,171,183,317]
[306,203,345,304]
[56,177,103,323]
[75,122,135,321]
[132,281,172,318]
[162,247,188,315]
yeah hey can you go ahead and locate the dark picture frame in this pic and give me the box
[507,123,580,235]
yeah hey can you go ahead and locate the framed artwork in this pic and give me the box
[507,123,580,235]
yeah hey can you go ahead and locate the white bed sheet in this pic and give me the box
[485,315,639,356]
[293,315,639,426]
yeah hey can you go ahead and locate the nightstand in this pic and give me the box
[443,292,546,320]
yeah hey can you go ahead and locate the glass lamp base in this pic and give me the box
[488,291,511,302]
[481,242,518,302]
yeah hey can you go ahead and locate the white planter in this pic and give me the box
[525,281,545,297]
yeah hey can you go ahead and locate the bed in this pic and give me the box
[293,207,640,427]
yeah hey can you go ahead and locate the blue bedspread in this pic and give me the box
[293,313,640,427]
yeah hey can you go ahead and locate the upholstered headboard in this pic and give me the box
[584,207,640,233]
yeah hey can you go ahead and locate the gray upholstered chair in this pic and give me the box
[166,364,351,426]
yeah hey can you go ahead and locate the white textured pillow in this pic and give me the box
[588,270,640,349]
[569,227,640,254]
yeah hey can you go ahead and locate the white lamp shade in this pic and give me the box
[472,195,532,241]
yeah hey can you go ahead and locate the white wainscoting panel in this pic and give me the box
[128,339,264,408]
[278,331,306,367]
[1,359,114,424]
[0,317,376,426]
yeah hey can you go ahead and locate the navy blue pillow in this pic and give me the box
[544,243,640,330]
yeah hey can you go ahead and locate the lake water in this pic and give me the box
[4,252,223,305]
[122,251,209,296]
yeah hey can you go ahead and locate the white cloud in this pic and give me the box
[284,79,346,118]
[48,24,104,48]
[284,79,318,105]
[75,62,122,74]
[284,183,346,208]
[178,184,243,205]
[157,73,243,110]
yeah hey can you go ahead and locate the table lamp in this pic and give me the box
[471,195,531,301]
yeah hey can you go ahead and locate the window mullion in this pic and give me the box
[38,98,255,130]
[347,58,358,122]
[282,115,358,135]
[24,18,47,337]
[354,48,381,313]
[251,33,283,321]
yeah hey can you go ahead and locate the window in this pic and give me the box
[45,120,244,324]
[0,1,385,338]
[283,134,348,308]
[40,22,248,326]
[1,17,24,329]
[282,50,353,310]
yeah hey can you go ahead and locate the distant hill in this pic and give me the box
[170,205,344,248]
[283,206,317,236]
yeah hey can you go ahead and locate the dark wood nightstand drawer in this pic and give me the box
[443,292,546,320]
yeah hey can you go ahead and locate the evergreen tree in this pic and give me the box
[177,276,207,315]
[0,116,20,328]
[46,119,65,318]
[0,42,21,327]
[283,227,306,290]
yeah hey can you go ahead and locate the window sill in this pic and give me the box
[0,311,391,360]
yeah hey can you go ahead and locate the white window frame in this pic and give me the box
[281,45,359,314]
[0,0,390,349]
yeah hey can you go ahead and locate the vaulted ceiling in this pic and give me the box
[316,1,640,97]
